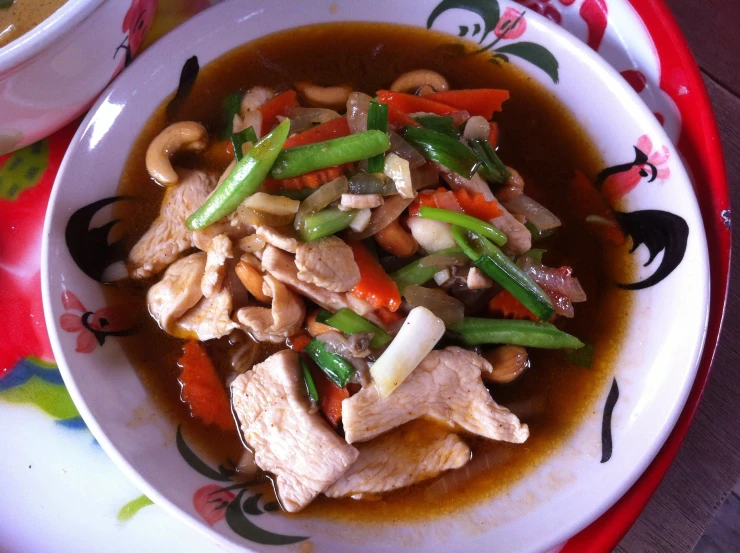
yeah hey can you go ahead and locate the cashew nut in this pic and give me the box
[145,122,208,186]
[295,81,352,110]
[235,260,271,303]
[374,219,419,257]
[482,345,529,384]
[390,70,450,95]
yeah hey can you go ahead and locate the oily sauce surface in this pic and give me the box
[0,0,68,48]
[107,23,633,523]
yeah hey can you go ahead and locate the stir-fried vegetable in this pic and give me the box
[316,308,392,348]
[299,207,357,241]
[390,246,464,292]
[448,318,584,349]
[303,338,356,388]
[563,342,595,368]
[242,191,299,216]
[414,115,460,138]
[377,90,457,116]
[259,89,298,134]
[294,176,348,230]
[220,92,242,139]
[349,241,402,311]
[402,126,480,179]
[349,172,385,194]
[427,89,509,119]
[370,306,446,397]
[310,364,350,427]
[283,116,351,148]
[404,285,464,325]
[270,130,390,180]
[419,206,507,246]
[263,163,351,192]
[383,153,414,198]
[451,226,555,321]
[367,100,389,173]
[410,187,503,221]
[177,341,234,430]
[231,126,257,161]
[503,194,562,231]
[187,119,291,230]
[468,137,511,185]
[300,355,319,402]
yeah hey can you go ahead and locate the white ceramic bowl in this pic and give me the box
[0,0,157,153]
[41,1,710,552]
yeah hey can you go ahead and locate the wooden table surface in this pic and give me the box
[616,0,740,551]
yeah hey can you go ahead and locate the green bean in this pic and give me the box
[419,206,507,245]
[390,246,463,293]
[298,207,357,242]
[448,318,584,349]
[270,131,390,180]
[186,119,290,230]
[316,308,392,348]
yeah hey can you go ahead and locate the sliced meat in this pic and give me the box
[129,170,215,279]
[324,420,470,498]
[295,236,361,292]
[176,286,238,341]
[231,350,359,512]
[235,274,306,342]
[201,234,233,298]
[261,245,373,316]
[339,194,384,211]
[256,226,298,253]
[342,346,529,444]
[240,86,275,113]
[147,252,206,334]
[467,267,493,289]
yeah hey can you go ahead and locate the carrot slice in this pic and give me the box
[258,90,299,135]
[427,89,510,119]
[283,116,350,148]
[454,188,503,220]
[287,333,311,352]
[177,341,234,430]
[202,139,235,168]
[488,122,500,149]
[349,241,402,312]
[262,163,352,192]
[374,307,403,326]
[488,290,539,322]
[387,105,420,128]
[568,170,625,246]
[308,363,350,427]
[377,90,457,116]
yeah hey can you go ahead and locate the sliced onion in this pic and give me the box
[418,251,469,270]
[433,268,452,286]
[433,189,462,212]
[383,153,414,199]
[435,162,495,201]
[349,172,385,194]
[233,205,295,227]
[449,110,471,126]
[463,115,490,141]
[346,92,372,134]
[389,131,426,169]
[350,194,414,239]
[411,163,440,190]
[503,194,561,230]
[285,106,340,134]
[382,176,399,196]
[236,449,259,479]
[317,331,372,358]
[294,176,348,230]
[404,285,464,325]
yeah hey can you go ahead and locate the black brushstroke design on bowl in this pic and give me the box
[596,146,656,187]
[615,210,689,290]
[167,56,200,120]
[65,196,130,282]
[601,377,619,463]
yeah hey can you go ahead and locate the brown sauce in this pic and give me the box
[106,22,633,523]
[0,0,68,48]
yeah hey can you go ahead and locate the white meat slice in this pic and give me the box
[295,236,360,292]
[342,346,529,444]
[255,226,298,253]
[147,252,206,334]
[201,234,233,298]
[129,170,215,279]
[231,350,359,512]
[324,420,470,498]
[235,274,305,342]
[467,267,493,289]
[176,286,238,341]
[339,194,384,211]
[261,245,373,316]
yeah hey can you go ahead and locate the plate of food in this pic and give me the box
[41,0,710,551]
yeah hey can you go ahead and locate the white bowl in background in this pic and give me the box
[0,0,157,153]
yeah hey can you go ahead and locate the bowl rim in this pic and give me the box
[40,1,710,551]
[0,0,107,74]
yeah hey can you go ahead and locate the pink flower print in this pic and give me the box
[59,291,136,354]
[495,8,528,39]
[517,0,574,24]
[193,485,236,526]
[602,135,671,206]
[122,0,156,57]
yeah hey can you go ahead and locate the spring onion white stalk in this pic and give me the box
[369,306,445,397]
